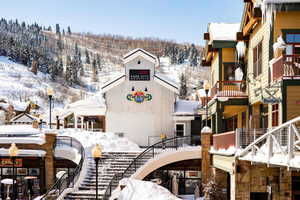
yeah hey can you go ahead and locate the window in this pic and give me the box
[223,63,236,81]
[176,124,185,137]
[253,41,263,77]
[286,33,300,55]
[272,104,279,127]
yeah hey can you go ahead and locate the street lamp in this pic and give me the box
[203,80,211,127]
[9,143,19,200]
[47,87,54,129]
[54,111,60,130]
[92,144,102,200]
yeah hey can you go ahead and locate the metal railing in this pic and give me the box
[236,128,269,149]
[238,116,300,168]
[210,80,247,98]
[272,54,300,81]
[41,136,85,199]
[102,135,201,200]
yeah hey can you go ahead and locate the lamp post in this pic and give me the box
[203,81,211,127]
[9,143,19,200]
[47,87,54,129]
[92,144,102,200]
[54,111,60,130]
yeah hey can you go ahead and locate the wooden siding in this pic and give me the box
[286,86,300,121]
[211,52,219,86]
[274,11,300,41]
[247,22,271,104]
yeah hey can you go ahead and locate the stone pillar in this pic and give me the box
[201,126,212,185]
[43,132,57,190]
[235,160,251,200]
[279,169,292,200]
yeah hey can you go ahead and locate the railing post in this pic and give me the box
[288,124,295,164]
[152,147,154,158]
[175,136,178,150]
[235,128,240,149]
[267,134,273,165]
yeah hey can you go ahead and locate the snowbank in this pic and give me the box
[0,125,41,135]
[111,179,180,200]
[58,129,141,152]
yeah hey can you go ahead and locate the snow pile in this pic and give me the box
[210,146,236,156]
[58,130,141,152]
[0,125,40,135]
[111,178,180,200]
[236,41,246,59]
[273,35,286,52]
[208,23,240,41]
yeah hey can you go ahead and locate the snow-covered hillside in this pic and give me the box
[0,56,85,112]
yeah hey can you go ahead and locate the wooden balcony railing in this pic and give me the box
[272,55,300,81]
[211,80,247,98]
[213,131,236,151]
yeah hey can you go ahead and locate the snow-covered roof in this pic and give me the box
[60,94,106,118]
[153,74,179,94]
[263,0,300,4]
[101,75,126,93]
[0,125,41,135]
[11,101,30,112]
[0,102,10,110]
[0,136,45,145]
[208,23,240,42]
[174,99,200,115]
[10,113,38,123]
[123,48,157,65]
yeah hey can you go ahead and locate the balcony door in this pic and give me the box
[286,33,300,55]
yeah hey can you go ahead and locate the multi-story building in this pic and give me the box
[202,22,248,134]
[201,1,300,200]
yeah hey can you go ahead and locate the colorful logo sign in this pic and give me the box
[127,91,152,103]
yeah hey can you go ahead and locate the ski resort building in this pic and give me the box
[102,49,201,146]
[102,49,178,146]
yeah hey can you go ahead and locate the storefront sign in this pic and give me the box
[127,91,152,103]
[0,158,22,167]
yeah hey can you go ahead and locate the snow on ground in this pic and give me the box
[0,56,80,112]
[111,178,181,200]
[58,129,141,152]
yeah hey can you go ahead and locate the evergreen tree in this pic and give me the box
[179,73,187,99]
[96,53,101,71]
[85,49,90,64]
[92,58,98,82]
[55,24,60,35]
[67,26,71,35]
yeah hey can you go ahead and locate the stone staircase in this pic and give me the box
[63,151,152,200]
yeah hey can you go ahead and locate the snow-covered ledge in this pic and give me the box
[132,146,201,180]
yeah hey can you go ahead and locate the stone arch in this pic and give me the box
[132,147,201,180]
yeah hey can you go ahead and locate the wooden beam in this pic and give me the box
[243,17,258,36]
[204,32,210,40]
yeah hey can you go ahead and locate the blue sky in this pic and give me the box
[0,0,244,45]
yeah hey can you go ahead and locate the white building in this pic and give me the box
[102,49,179,146]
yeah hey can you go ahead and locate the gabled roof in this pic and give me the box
[101,75,126,93]
[123,48,158,65]
[153,74,179,94]
[10,113,38,123]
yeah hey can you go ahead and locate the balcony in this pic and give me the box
[210,80,247,98]
[272,55,300,81]
[212,128,268,152]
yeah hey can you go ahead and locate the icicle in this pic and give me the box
[236,41,246,59]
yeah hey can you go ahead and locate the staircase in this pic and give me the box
[64,152,150,200]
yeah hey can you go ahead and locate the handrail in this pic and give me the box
[41,136,85,199]
[238,116,300,157]
[102,135,201,200]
